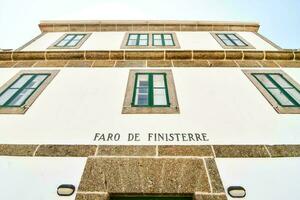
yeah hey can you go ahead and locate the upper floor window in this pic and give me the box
[55,34,85,47]
[48,33,91,49]
[212,33,254,49]
[244,70,300,114]
[253,73,300,107]
[152,34,175,46]
[122,70,179,114]
[0,70,59,114]
[0,74,49,107]
[132,73,170,107]
[217,33,246,47]
[127,34,149,46]
[121,33,180,49]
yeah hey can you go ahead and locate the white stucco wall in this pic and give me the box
[217,158,300,200]
[0,157,86,200]
[21,32,278,51]
[0,67,299,145]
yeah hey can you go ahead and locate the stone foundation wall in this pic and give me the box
[0,145,300,200]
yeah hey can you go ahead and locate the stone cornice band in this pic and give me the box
[38,20,260,32]
[0,144,299,158]
[0,50,299,61]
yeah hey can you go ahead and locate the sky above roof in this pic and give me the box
[0,0,299,49]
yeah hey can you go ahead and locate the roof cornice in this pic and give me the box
[40,20,260,25]
[38,20,260,32]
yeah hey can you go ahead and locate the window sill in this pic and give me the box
[122,106,180,114]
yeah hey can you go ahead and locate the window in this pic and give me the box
[55,34,85,47]
[121,33,180,49]
[48,33,91,49]
[217,33,246,47]
[253,73,300,107]
[211,33,254,49]
[0,70,59,114]
[132,73,170,107]
[244,70,300,114]
[122,70,179,114]
[127,34,149,46]
[152,34,175,46]
[0,74,49,107]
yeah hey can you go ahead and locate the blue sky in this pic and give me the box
[0,0,299,49]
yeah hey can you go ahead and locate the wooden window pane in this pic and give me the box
[269,88,294,106]
[164,34,172,40]
[218,34,227,40]
[139,34,148,40]
[136,94,148,105]
[254,74,276,88]
[74,35,84,40]
[8,88,35,106]
[153,88,167,105]
[11,75,33,88]
[153,74,165,87]
[0,89,18,105]
[139,39,148,46]
[223,39,235,46]
[153,40,163,46]
[233,39,246,46]
[128,39,137,46]
[67,40,79,47]
[56,40,69,47]
[64,35,74,40]
[228,34,238,40]
[137,75,148,87]
[164,39,174,46]
[135,74,149,106]
[285,89,300,104]
[129,34,138,40]
[270,74,293,88]
[26,75,48,89]
[153,34,162,40]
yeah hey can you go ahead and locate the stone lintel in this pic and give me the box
[78,157,211,194]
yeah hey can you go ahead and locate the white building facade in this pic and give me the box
[0,20,300,200]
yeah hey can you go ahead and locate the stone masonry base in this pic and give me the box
[1,145,300,199]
